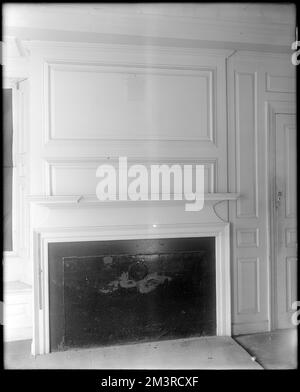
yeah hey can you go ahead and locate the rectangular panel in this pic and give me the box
[235,72,258,218]
[285,228,297,248]
[236,228,259,248]
[48,159,217,196]
[3,88,13,167]
[47,63,214,142]
[3,89,13,251]
[237,258,260,314]
[3,167,13,251]
[266,74,296,93]
[285,126,296,218]
[286,257,297,311]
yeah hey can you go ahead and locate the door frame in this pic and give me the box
[267,101,296,330]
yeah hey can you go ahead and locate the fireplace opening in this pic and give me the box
[48,237,216,351]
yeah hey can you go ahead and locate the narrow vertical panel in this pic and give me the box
[285,126,296,218]
[286,257,297,311]
[237,258,260,314]
[235,72,258,218]
[3,89,13,251]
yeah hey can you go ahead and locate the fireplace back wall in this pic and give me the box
[49,237,215,351]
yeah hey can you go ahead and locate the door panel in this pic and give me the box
[275,114,297,329]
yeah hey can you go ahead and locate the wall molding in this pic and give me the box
[237,257,260,315]
[236,228,259,248]
[43,60,217,144]
[285,228,297,248]
[43,156,218,196]
[266,73,296,94]
[235,70,259,219]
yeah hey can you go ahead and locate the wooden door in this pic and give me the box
[274,114,297,329]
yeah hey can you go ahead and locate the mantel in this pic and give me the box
[27,193,240,208]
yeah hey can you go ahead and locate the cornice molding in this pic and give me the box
[21,39,235,59]
[3,4,295,53]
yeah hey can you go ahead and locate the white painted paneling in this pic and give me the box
[27,43,230,345]
[235,71,258,218]
[29,44,229,196]
[47,158,217,196]
[27,40,296,338]
[284,125,296,218]
[47,62,214,142]
[274,114,297,329]
[236,228,259,248]
[266,74,296,93]
[3,4,297,344]
[228,52,296,335]
[237,258,260,314]
[285,228,297,248]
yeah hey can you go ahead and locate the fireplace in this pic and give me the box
[48,237,216,351]
[31,216,232,355]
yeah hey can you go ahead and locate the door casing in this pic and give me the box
[268,104,297,330]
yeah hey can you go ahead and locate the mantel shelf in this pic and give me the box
[26,193,240,208]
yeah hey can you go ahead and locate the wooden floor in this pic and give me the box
[4,336,262,369]
[234,329,297,369]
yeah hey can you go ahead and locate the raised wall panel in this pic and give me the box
[46,62,215,143]
[285,125,296,218]
[236,228,259,248]
[47,158,217,196]
[286,257,297,311]
[285,228,297,248]
[235,71,258,218]
[266,74,296,93]
[237,258,260,314]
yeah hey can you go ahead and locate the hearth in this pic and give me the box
[48,237,215,351]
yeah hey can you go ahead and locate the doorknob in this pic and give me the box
[276,191,283,209]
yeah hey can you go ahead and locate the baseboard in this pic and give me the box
[232,320,269,336]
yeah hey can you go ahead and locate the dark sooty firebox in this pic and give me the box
[48,237,216,351]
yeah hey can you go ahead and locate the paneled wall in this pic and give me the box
[29,44,229,198]
[27,42,295,335]
[228,52,296,334]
